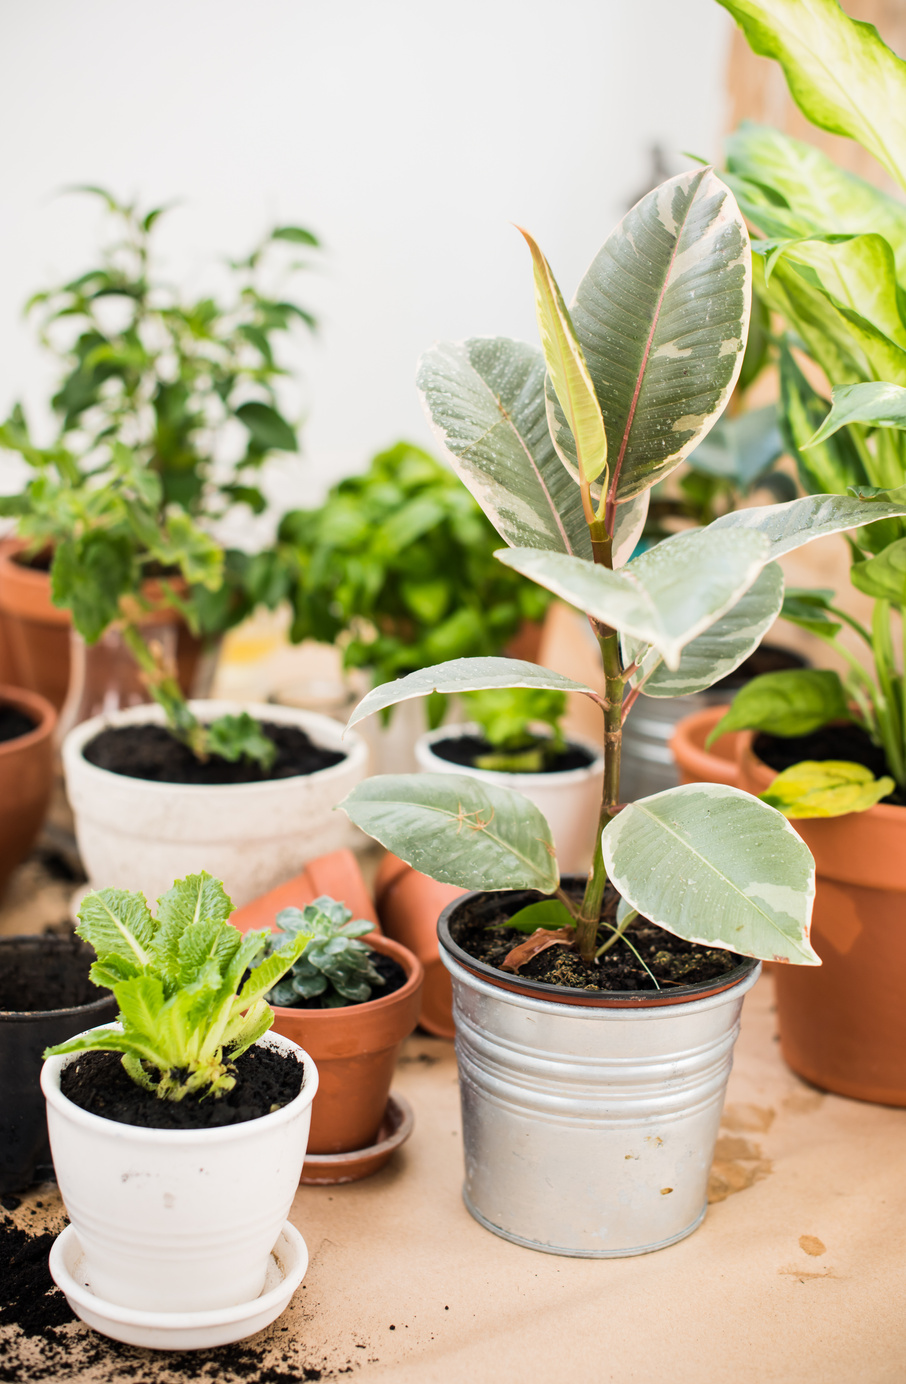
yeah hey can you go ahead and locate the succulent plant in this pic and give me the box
[264,896,385,1008]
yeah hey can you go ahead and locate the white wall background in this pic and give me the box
[0,0,732,533]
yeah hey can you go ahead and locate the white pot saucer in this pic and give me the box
[49,1220,308,1350]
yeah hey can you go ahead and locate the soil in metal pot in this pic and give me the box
[451,884,739,991]
[60,1043,305,1129]
[82,721,345,784]
[754,724,902,805]
[275,949,408,1009]
[431,734,593,774]
[712,642,806,694]
[0,943,101,1014]
[0,706,37,745]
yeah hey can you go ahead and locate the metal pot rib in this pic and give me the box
[438,892,760,1258]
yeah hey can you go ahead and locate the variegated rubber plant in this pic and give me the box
[341,170,906,973]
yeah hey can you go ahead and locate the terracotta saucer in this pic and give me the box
[300,1092,413,1186]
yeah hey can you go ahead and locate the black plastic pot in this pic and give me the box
[0,935,115,1193]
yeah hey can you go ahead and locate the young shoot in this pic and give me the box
[262,896,385,1008]
[44,873,310,1100]
[461,687,568,773]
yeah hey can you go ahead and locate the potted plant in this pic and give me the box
[40,871,318,1348]
[0,188,318,712]
[337,167,906,1257]
[267,440,551,772]
[0,934,116,1194]
[707,0,906,1104]
[0,684,56,896]
[243,894,423,1183]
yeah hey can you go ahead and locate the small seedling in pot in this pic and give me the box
[461,687,567,773]
[262,897,385,1008]
[44,872,310,1100]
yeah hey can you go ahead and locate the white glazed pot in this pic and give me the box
[41,1031,318,1313]
[62,700,369,907]
[416,724,605,874]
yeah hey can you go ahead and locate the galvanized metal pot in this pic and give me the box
[439,891,760,1258]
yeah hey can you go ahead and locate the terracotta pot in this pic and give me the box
[232,874,422,1156]
[737,735,906,1106]
[0,685,56,897]
[670,705,740,787]
[0,540,211,711]
[375,852,460,1039]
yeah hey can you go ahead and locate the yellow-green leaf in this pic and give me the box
[517,227,607,489]
[760,759,894,818]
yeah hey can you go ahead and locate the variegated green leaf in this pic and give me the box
[760,760,895,818]
[806,382,906,448]
[346,657,602,731]
[518,227,607,487]
[416,337,590,557]
[716,0,906,192]
[711,493,906,559]
[497,527,769,670]
[548,168,750,503]
[341,773,559,893]
[636,562,784,698]
[612,490,650,567]
[601,783,818,964]
[778,347,868,495]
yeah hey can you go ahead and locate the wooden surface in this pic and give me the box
[4,974,904,1383]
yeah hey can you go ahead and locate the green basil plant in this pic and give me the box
[340,168,906,972]
[44,873,310,1101]
[708,0,906,809]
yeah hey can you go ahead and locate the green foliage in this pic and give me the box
[760,760,895,818]
[462,687,567,772]
[708,669,851,743]
[44,873,310,1101]
[274,442,550,723]
[262,897,384,1009]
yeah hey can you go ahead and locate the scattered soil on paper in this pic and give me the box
[60,1044,305,1130]
[83,722,345,785]
[450,884,741,992]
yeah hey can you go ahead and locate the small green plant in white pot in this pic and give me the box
[340,169,906,1257]
[41,872,318,1349]
[415,687,604,873]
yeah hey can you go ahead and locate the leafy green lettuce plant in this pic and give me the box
[338,169,906,973]
[262,896,385,1008]
[708,0,906,807]
[459,687,567,772]
[45,873,310,1100]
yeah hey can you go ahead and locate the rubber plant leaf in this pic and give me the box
[715,0,906,193]
[706,669,850,745]
[711,494,906,560]
[517,227,607,489]
[760,760,895,819]
[340,773,559,894]
[496,526,769,670]
[416,336,591,558]
[600,782,818,965]
[345,657,604,731]
[546,168,751,504]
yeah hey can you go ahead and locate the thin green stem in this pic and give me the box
[825,605,874,648]
[595,908,638,959]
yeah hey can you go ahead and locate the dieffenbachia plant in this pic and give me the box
[44,872,309,1100]
[710,0,906,804]
[340,169,906,972]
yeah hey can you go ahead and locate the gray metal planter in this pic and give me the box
[439,894,759,1258]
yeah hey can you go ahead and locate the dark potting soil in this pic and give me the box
[450,883,739,992]
[60,1043,305,1129]
[82,721,345,785]
[431,733,593,774]
[712,642,806,694]
[275,949,407,1010]
[0,706,36,745]
[0,1217,75,1336]
[0,940,101,1014]
[754,724,902,804]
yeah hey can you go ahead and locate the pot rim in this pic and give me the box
[0,683,57,755]
[268,932,424,1025]
[62,699,368,796]
[417,722,605,787]
[40,1029,319,1142]
[438,887,760,1010]
[739,732,906,824]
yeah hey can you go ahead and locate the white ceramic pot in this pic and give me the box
[41,1031,318,1314]
[62,700,369,907]
[415,724,605,874]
